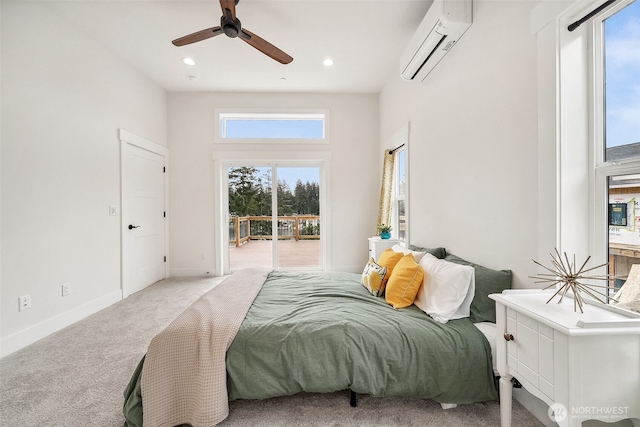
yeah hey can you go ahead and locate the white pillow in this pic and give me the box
[392,244,427,262]
[414,253,475,324]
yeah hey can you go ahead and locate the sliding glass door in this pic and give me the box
[275,167,320,268]
[227,164,322,271]
[228,166,273,268]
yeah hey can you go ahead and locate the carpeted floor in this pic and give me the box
[0,276,544,426]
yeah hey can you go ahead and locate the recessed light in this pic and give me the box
[188,75,199,81]
[183,57,196,66]
[323,58,334,67]
[280,77,287,81]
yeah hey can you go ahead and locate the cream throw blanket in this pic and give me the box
[141,268,272,427]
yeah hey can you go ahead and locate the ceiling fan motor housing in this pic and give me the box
[221,12,241,38]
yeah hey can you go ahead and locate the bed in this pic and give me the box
[123,249,512,427]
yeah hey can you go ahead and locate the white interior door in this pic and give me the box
[122,142,166,297]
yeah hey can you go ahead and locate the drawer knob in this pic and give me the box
[503,333,515,341]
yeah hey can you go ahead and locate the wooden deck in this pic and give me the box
[230,239,321,269]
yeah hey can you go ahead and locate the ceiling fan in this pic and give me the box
[172,0,293,64]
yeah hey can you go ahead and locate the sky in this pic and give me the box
[277,167,320,187]
[605,0,640,147]
[224,119,324,139]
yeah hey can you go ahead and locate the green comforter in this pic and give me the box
[124,270,497,426]
[226,271,497,403]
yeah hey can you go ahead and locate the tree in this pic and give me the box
[228,167,320,217]
[254,169,272,216]
[277,180,294,215]
[228,167,262,216]
[293,179,320,215]
[305,181,320,215]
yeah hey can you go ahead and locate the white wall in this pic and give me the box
[0,2,167,356]
[167,92,379,276]
[379,0,539,289]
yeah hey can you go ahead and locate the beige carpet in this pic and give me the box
[0,276,544,427]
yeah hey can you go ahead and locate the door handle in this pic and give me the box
[128,224,141,230]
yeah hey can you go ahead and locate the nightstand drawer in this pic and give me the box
[505,311,555,401]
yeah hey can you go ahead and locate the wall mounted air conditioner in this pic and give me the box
[400,0,472,82]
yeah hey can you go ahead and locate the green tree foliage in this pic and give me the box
[277,180,294,216]
[293,179,320,215]
[228,167,319,216]
[228,167,270,216]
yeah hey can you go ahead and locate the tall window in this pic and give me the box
[593,0,640,300]
[392,147,407,242]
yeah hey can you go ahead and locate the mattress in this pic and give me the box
[474,321,498,375]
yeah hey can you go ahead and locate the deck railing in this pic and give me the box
[229,215,320,247]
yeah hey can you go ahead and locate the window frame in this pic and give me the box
[591,0,640,285]
[214,108,330,145]
[386,123,410,244]
[391,146,407,243]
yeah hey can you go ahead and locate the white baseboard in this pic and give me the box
[169,268,217,277]
[0,290,122,358]
[170,267,362,276]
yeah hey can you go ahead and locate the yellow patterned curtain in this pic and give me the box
[377,149,395,234]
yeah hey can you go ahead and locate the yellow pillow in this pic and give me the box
[377,248,404,293]
[385,254,425,309]
[361,258,388,296]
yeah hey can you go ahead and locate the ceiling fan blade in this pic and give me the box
[220,0,237,21]
[239,29,293,64]
[172,27,224,46]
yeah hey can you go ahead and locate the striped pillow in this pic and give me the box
[361,258,388,296]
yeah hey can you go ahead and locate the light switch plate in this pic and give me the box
[109,205,119,216]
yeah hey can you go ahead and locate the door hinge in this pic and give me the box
[163,166,166,173]
[164,256,167,263]
[163,211,166,218]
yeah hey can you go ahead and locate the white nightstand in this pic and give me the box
[368,237,400,261]
[490,290,640,427]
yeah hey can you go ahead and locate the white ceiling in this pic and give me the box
[45,0,432,93]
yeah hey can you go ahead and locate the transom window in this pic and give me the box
[217,111,328,142]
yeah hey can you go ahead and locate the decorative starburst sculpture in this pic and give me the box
[530,249,618,313]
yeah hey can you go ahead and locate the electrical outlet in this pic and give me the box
[19,295,31,312]
[62,283,71,297]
